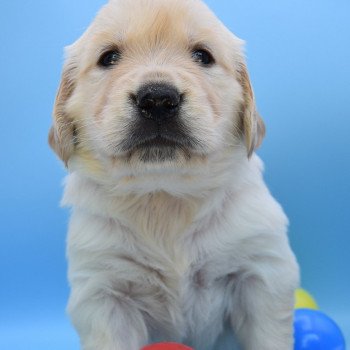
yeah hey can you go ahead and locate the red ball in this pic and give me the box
[142,343,193,350]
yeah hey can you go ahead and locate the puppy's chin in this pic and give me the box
[135,145,182,163]
[124,136,191,163]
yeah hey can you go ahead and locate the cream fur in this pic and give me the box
[49,0,299,349]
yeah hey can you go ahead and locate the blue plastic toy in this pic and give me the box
[294,308,346,350]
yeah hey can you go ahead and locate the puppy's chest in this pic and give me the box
[126,244,233,340]
[116,193,233,332]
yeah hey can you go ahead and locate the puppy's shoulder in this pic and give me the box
[227,154,289,237]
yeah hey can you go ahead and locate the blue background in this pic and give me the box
[1,0,349,348]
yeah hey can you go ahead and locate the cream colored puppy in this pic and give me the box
[49,0,299,349]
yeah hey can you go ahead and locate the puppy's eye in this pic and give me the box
[98,50,121,67]
[192,49,215,66]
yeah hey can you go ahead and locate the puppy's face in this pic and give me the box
[49,0,264,189]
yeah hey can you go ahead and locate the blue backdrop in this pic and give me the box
[1,0,349,348]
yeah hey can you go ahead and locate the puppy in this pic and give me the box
[49,0,299,349]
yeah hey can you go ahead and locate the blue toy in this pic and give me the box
[294,308,346,350]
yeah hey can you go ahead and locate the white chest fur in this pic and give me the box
[65,177,238,346]
[67,209,235,349]
[63,164,297,350]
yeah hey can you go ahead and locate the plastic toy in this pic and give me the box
[294,288,346,350]
[142,343,193,350]
[294,308,346,350]
[294,288,319,310]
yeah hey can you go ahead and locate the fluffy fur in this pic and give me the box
[49,0,299,349]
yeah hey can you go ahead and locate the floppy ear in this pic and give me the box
[48,64,77,166]
[237,63,265,157]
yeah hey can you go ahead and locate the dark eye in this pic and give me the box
[98,50,121,67]
[192,49,215,66]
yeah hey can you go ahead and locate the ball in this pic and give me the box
[294,308,346,350]
[142,343,193,350]
[295,288,319,310]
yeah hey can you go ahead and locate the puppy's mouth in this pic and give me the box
[119,123,200,162]
[136,135,182,149]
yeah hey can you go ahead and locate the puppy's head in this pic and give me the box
[49,0,264,190]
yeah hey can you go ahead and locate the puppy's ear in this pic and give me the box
[48,63,77,166]
[237,63,265,157]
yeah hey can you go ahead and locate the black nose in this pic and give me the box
[134,83,181,123]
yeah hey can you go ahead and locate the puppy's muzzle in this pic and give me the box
[120,81,201,160]
[133,83,181,124]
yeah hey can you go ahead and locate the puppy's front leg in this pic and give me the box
[230,255,299,350]
[68,277,148,350]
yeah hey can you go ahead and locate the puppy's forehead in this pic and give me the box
[90,0,233,47]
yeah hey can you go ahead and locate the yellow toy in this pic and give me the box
[294,288,319,310]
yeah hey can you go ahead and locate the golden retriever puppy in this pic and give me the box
[49,0,299,349]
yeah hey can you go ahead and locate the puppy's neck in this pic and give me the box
[120,191,200,234]
[62,172,213,254]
